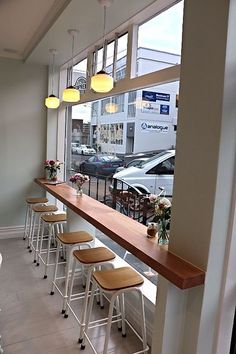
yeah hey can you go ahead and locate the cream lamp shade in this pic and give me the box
[105,102,118,113]
[45,94,60,109]
[62,85,80,102]
[91,70,114,93]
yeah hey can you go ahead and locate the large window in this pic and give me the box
[94,33,128,81]
[136,1,183,76]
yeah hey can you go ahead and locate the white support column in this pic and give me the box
[152,276,188,354]
[46,65,60,205]
[152,0,236,353]
[67,209,96,242]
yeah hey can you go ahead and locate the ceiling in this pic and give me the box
[0,0,158,66]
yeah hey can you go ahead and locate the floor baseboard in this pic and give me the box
[0,225,24,239]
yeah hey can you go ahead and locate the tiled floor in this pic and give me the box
[0,238,148,354]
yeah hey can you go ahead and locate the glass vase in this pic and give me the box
[158,220,169,245]
[76,185,83,196]
[48,169,57,181]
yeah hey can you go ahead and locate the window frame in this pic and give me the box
[56,0,182,179]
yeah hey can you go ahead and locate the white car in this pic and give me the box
[112,150,175,196]
[76,144,96,155]
[115,157,149,173]
[71,143,80,154]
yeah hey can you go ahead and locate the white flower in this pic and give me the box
[159,197,171,208]
[149,194,158,203]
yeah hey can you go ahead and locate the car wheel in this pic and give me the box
[81,150,84,155]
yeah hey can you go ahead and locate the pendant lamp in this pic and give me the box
[105,102,118,113]
[91,0,114,93]
[45,49,60,109]
[63,29,80,103]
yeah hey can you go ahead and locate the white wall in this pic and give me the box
[0,58,48,227]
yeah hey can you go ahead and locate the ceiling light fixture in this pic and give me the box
[105,102,118,113]
[63,29,80,103]
[91,0,114,93]
[45,49,60,109]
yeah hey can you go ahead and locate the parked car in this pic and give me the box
[79,155,124,176]
[71,142,80,154]
[76,144,96,155]
[112,150,175,195]
[115,157,149,173]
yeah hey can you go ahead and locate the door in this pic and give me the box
[146,156,175,195]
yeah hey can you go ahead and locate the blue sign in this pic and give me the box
[160,104,170,115]
[142,90,170,102]
[156,92,170,102]
[142,91,156,102]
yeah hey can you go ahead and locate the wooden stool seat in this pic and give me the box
[93,266,144,291]
[73,247,115,265]
[41,213,67,223]
[57,231,93,245]
[32,204,58,213]
[26,197,48,204]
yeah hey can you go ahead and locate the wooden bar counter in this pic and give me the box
[35,178,205,290]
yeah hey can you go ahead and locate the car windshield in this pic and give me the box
[97,155,122,162]
[128,159,144,167]
[138,151,171,167]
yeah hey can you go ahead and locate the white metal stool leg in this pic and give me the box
[27,209,35,250]
[43,223,53,279]
[36,218,45,266]
[50,241,61,295]
[80,281,96,350]
[33,216,43,263]
[61,244,73,314]
[23,203,30,240]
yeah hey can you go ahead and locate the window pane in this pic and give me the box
[73,58,87,95]
[116,33,128,81]
[106,40,114,74]
[137,1,183,76]
[96,47,104,72]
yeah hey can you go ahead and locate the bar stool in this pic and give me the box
[81,267,148,354]
[65,247,116,342]
[23,197,48,241]
[50,231,95,314]
[28,204,58,253]
[37,213,67,279]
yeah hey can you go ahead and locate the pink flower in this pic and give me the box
[69,173,89,186]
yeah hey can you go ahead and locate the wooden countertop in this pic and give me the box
[35,178,205,290]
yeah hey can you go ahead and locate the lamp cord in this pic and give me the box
[52,52,55,95]
[102,5,107,70]
[71,34,75,86]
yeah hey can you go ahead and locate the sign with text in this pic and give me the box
[140,121,169,133]
[141,102,170,115]
[160,104,170,115]
[142,90,170,102]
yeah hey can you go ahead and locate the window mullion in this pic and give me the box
[126,24,138,79]
[112,33,119,81]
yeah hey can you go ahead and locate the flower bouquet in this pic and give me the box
[148,194,171,245]
[44,160,62,180]
[69,173,90,196]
